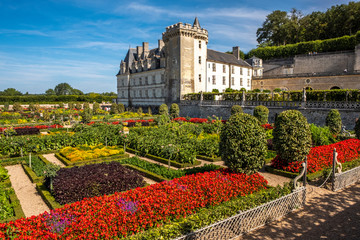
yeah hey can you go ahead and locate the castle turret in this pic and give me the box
[162,18,208,103]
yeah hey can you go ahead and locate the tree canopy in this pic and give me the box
[53,83,83,95]
[256,2,360,46]
[0,88,23,96]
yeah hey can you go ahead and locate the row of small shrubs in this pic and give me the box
[247,30,360,60]
[184,89,360,102]
[0,95,115,104]
[50,162,145,205]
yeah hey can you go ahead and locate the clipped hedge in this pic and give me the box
[247,31,360,60]
[0,95,115,104]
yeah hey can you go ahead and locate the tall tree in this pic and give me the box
[256,10,289,46]
[45,88,56,95]
[0,88,22,96]
[54,83,73,95]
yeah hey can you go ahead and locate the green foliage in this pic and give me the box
[117,103,125,113]
[80,107,93,123]
[355,118,360,139]
[4,102,9,111]
[0,95,115,104]
[92,102,100,113]
[68,102,74,109]
[110,103,119,114]
[225,88,235,93]
[159,104,168,115]
[253,105,269,124]
[83,102,90,110]
[156,114,170,126]
[12,103,23,113]
[310,124,337,146]
[137,107,143,115]
[325,109,342,135]
[212,89,219,93]
[147,107,152,115]
[230,105,243,115]
[219,113,267,174]
[274,88,282,92]
[75,103,82,110]
[273,110,312,163]
[0,88,22,96]
[169,103,180,119]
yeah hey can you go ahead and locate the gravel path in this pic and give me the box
[238,182,360,240]
[42,153,66,167]
[5,165,49,217]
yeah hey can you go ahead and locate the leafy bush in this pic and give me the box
[117,103,125,113]
[12,103,23,113]
[273,110,312,163]
[159,104,168,115]
[80,107,93,123]
[24,155,47,177]
[170,103,180,119]
[310,124,337,146]
[355,117,360,139]
[325,109,342,135]
[253,105,269,125]
[219,113,267,174]
[230,105,243,115]
[92,102,100,113]
[110,103,119,114]
[52,162,145,204]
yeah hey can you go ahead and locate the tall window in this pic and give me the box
[212,76,216,85]
[145,76,148,84]
[231,66,234,74]
[248,69,250,76]
[199,56,201,64]
[152,75,155,84]
[212,63,216,72]
[153,89,156,97]
[199,41,201,49]
[240,68,243,75]
[231,77,234,86]
[222,76,226,85]
[223,65,226,73]
[199,74,202,82]
[247,79,250,87]
[240,78,243,86]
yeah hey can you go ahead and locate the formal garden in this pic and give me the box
[0,102,360,239]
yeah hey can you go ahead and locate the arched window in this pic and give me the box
[330,86,341,90]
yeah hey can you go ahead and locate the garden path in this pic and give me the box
[5,165,49,218]
[42,153,66,167]
[238,183,360,240]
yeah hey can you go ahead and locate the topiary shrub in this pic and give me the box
[80,107,93,123]
[137,107,143,114]
[231,105,243,115]
[117,103,125,113]
[159,104,168,115]
[273,110,312,163]
[92,102,100,113]
[355,118,360,139]
[147,107,152,115]
[219,113,267,174]
[325,109,342,135]
[12,102,23,112]
[253,105,269,125]
[83,102,90,109]
[110,103,119,114]
[170,103,180,119]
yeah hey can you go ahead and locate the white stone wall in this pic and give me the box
[206,61,252,92]
[193,39,208,93]
[117,68,166,106]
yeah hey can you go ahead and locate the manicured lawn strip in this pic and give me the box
[55,152,129,166]
[3,190,26,223]
[0,156,25,166]
[0,170,267,239]
[125,184,294,240]
[22,164,44,183]
[196,155,222,162]
[126,147,201,168]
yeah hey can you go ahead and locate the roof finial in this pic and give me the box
[193,17,201,28]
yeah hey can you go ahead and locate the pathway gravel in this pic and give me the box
[5,165,49,218]
[42,153,66,167]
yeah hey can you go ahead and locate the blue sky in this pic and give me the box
[0,0,355,94]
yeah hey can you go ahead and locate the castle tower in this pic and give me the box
[162,17,208,103]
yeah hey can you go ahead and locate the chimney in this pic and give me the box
[142,42,149,58]
[233,46,240,60]
[136,46,143,59]
[158,39,164,50]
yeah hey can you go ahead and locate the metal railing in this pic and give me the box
[173,187,306,240]
[333,165,360,191]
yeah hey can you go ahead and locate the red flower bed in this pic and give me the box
[261,124,273,130]
[0,124,63,132]
[0,170,267,239]
[271,139,360,173]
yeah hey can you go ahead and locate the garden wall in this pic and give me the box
[180,104,360,129]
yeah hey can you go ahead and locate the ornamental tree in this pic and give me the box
[159,104,168,115]
[170,103,180,119]
[253,105,269,125]
[219,113,267,174]
[273,110,312,163]
[231,105,243,115]
[325,109,342,135]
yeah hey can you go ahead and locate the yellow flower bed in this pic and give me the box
[60,144,124,162]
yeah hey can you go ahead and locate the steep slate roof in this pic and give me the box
[207,49,251,67]
[124,48,137,63]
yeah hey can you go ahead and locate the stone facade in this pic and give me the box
[253,45,360,91]
[116,18,253,107]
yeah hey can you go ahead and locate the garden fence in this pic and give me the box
[332,165,360,191]
[173,186,306,240]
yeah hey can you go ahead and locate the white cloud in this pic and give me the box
[0,29,49,37]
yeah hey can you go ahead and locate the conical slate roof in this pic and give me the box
[193,17,201,28]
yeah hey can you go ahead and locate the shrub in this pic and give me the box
[253,105,269,125]
[83,102,90,110]
[273,110,312,163]
[80,107,93,123]
[325,109,342,135]
[147,107,152,115]
[58,102,65,109]
[310,124,337,146]
[110,103,118,114]
[137,107,143,115]
[219,113,267,174]
[212,89,219,93]
[4,102,9,111]
[170,103,180,119]
[68,102,74,109]
[75,103,82,110]
[51,162,145,205]
[230,105,243,115]
[12,102,23,112]
[355,118,360,139]
[159,104,168,115]
[117,103,125,113]
[92,102,100,113]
